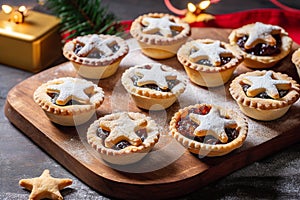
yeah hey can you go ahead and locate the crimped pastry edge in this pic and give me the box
[63,34,129,67]
[228,23,293,67]
[86,112,160,157]
[33,77,105,116]
[121,63,187,99]
[130,13,191,46]
[229,70,300,110]
[177,39,244,73]
[169,104,248,157]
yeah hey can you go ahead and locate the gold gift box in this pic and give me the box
[0,10,62,72]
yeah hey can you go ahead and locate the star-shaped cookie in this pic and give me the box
[19,169,72,200]
[141,16,182,37]
[189,41,233,66]
[236,22,282,49]
[76,34,117,57]
[242,71,291,99]
[189,107,237,143]
[46,78,94,105]
[100,112,147,148]
[135,63,177,90]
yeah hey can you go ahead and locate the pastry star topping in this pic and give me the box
[75,34,117,57]
[141,16,182,37]
[19,169,72,200]
[135,63,177,90]
[242,71,291,99]
[47,78,94,105]
[236,22,282,49]
[189,107,237,143]
[100,112,147,148]
[189,41,233,66]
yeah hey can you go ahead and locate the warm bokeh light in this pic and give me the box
[199,0,211,10]
[2,5,13,14]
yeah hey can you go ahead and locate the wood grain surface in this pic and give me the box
[4,28,300,199]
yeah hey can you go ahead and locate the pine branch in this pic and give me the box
[43,0,124,42]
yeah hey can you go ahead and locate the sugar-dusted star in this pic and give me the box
[236,22,282,49]
[189,41,233,66]
[142,16,182,37]
[135,63,177,90]
[189,107,237,143]
[19,169,72,200]
[100,112,147,148]
[75,34,117,57]
[46,78,94,105]
[242,71,291,99]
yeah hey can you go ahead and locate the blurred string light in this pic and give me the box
[164,0,220,22]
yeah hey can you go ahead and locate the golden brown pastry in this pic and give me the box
[228,22,293,69]
[292,48,300,79]
[63,34,129,79]
[177,39,243,87]
[87,112,160,165]
[130,13,191,59]
[33,77,104,126]
[121,63,187,110]
[229,70,300,121]
[169,104,248,156]
[19,169,72,200]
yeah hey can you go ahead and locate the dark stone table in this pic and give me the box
[1,0,299,199]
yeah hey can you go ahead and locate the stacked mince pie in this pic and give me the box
[33,12,300,165]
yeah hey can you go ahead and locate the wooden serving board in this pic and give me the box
[5,28,300,200]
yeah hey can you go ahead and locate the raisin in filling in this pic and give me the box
[190,49,232,67]
[237,34,282,56]
[47,93,83,106]
[74,43,120,59]
[242,84,289,99]
[131,75,179,92]
[196,57,232,67]
[96,127,148,150]
[176,105,239,145]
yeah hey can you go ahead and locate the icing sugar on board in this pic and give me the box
[5,28,300,200]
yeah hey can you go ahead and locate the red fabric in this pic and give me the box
[121,8,300,44]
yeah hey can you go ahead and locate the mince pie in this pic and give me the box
[177,39,243,87]
[87,112,160,165]
[34,77,104,126]
[228,22,293,69]
[229,70,300,121]
[130,13,191,59]
[169,104,248,157]
[63,34,129,79]
[292,48,300,79]
[121,63,187,110]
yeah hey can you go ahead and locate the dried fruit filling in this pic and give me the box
[237,34,281,56]
[74,43,120,58]
[47,93,83,106]
[242,84,289,99]
[176,105,239,145]
[96,127,148,150]
[131,65,180,92]
[189,49,232,67]
[131,75,179,92]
